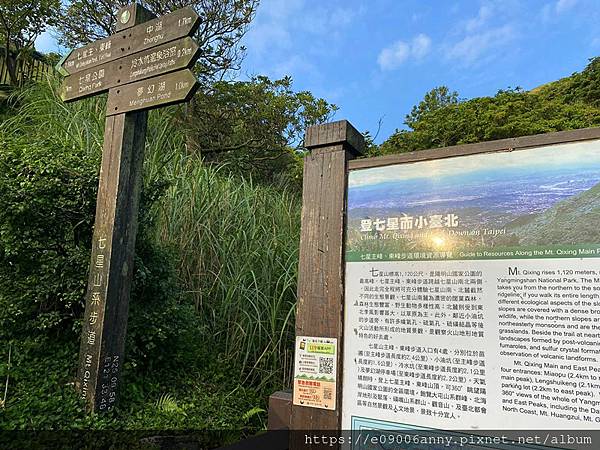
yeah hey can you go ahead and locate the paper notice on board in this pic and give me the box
[293,336,337,410]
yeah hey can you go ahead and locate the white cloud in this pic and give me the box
[412,34,432,58]
[243,0,363,81]
[263,0,305,20]
[446,25,514,65]
[300,5,364,38]
[378,41,410,70]
[243,0,309,57]
[245,0,362,56]
[377,34,432,71]
[465,4,493,32]
[330,6,360,27]
[441,2,519,67]
[555,0,577,13]
[542,0,578,20]
[269,54,319,80]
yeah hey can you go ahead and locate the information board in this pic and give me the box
[342,139,600,430]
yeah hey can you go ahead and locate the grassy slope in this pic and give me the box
[0,77,299,434]
[514,182,600,246]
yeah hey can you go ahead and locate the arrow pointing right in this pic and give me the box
[61,37,200,102]
[106,69,199,116]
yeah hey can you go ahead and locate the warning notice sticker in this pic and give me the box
[293,336,337,410]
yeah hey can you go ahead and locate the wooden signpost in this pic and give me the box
[61,37,199,102]
[106,69,198,115]
[290,121,365,444]
[59,6,200,76]
[59,3,200,413]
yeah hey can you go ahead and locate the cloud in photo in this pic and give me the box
[555,0,578,13]
[377,34,432,71]
[446,25,514,66]
[542,0,578,21]
[348,140,600,188]
[465,4,493,32]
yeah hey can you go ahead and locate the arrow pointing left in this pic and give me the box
[61,37,200,102]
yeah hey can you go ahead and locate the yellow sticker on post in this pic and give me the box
[293,336,337,410]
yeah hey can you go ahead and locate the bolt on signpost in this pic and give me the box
[58,3,200,413]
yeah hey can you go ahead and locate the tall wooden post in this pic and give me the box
[77,4,156,413]
[291,121,364,441]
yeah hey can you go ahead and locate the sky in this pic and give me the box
[348,140,600,187]
[35,0,600,144]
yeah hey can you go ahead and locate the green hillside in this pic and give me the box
[514,182,600,246]
[380,57,600,155]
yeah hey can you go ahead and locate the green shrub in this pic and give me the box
[0,79,191,370]
[0,136,97,339]
[0,77,299,432]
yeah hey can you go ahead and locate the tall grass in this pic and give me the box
[155,154,299,388]
[2,76,300,390]
[2,76,189,185]
[1,78,105,154]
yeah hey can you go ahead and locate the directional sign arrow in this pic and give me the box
[106,69,199,116]
[61,6,200,76]
[61,37,200,102]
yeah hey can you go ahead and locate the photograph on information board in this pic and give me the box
[346,140,600,262]
[342,139,600,437]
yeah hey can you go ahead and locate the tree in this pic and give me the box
[0,0,59,86]
[56,0,259,83]
[361,130,382,157]
[535,56,600,108]
[381,59,600,155]
[404,86,459,129]
[185,75,337,185]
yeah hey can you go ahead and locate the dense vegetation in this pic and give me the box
[0,77,312,437]
[380,57,600,155]
[0,15,598,442]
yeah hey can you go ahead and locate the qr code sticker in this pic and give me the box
[319,357,334,375]
[323,387,333,400]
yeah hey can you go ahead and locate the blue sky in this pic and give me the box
[36,0,600,143]
[348,140,600,187]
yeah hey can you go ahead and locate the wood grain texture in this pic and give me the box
[106,68,199,115]
[305,120,365,156]
[61,6,199,75]
[77,110,148,412]
[349,127,600,171]
[76,4,153,413]
[61,37,200,102]
[290,121,364,446]
[115,3,156,31]
[268,391,293,430]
